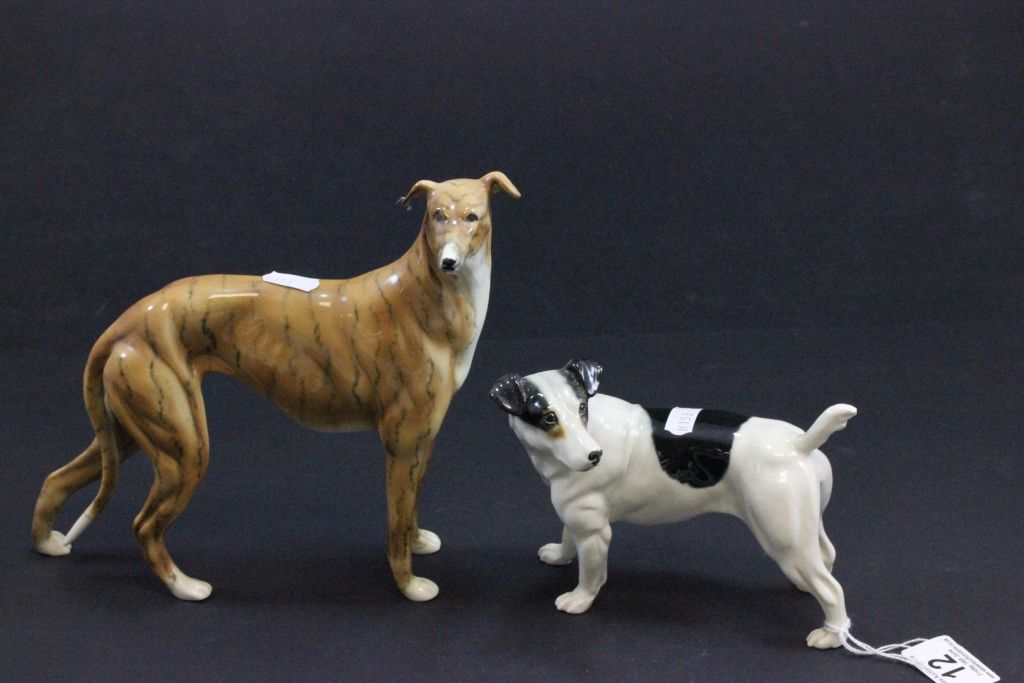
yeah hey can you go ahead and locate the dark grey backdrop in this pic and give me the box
[2,2,1021,681]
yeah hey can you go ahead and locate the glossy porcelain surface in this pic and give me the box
[492,359,856,649]
[33,172,520,604]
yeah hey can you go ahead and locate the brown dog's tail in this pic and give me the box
[794,404,857,454]
[63,339,122,545]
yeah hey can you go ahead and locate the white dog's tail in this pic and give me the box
[795,404,857,453]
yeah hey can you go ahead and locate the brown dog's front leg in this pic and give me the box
[409,459,442,556]
[381,422,439,602]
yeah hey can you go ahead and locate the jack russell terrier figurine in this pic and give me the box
[32,172,520,604]
[491,359,857,649]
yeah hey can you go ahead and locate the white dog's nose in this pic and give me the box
[588,450,603,466]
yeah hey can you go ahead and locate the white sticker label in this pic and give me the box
[903,636,999,682]
[262,271,320,292]
[664,407,702,436]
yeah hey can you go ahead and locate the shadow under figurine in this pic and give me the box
[32,171,520,603]
[490,359,857,649]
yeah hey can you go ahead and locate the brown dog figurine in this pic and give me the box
[32,172,520,602]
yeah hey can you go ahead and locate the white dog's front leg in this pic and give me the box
[539,526,576,565]
[555,524,612,614]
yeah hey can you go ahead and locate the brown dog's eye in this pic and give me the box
[433,209,446,222]
[466,213,479,222]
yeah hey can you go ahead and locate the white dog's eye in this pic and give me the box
[542,412,558,427]
[433,209,446,222]
[579,402,588,422]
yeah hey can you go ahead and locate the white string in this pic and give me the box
[825,620,928,665]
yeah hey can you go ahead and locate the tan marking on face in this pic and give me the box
[545,412,565,440]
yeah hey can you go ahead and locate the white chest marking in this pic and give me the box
[453,248,490,389]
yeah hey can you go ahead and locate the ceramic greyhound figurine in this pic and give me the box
[491,359,856,649]
[33,172,520,603]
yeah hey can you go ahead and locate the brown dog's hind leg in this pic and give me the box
[32,439,102,555]
[32,427,139,555]
[104,340,212,601]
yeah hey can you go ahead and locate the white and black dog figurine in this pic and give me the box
[490,359,857,649]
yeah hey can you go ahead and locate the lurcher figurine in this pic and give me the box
[32,172,520,602]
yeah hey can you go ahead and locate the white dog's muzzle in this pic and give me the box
[558,432,604,472]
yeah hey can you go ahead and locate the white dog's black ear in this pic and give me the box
[563,359,602,397]
[490,373,528,415]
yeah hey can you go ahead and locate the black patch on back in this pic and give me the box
[642,407,749,488]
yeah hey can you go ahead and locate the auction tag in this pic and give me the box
[262,271,320,292]
[664,407,702,436]
[903,636,999,682]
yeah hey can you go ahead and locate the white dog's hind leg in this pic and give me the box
[751,532,848,648]
[539,526,576,565]
[816,462,836,571]
[779,552,848,649]
[744,481,848,648]
[555,524,612,614]
[818,524,837,572]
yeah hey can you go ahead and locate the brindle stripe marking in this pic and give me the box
[201,309,216,352]
[309,294,344,412]
[425,359,436,406]
[116,354,133,401]
[370,303,384,398]
[345,294,365,413]
[374,275,404,402]
[143,313,155,348]
[147,358,167,426]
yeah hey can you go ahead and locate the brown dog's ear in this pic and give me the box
[480,171,521,199]
[490,373,528,415]
[563,359,602,397]
[398,179,438,208]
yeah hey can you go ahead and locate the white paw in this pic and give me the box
[401,576,439,602]
[167,569,213,601]
[806,627,842,649]
[35,530,72,556]
[411,528,441,555]
[555,588,596,614]
[538,543,574,565]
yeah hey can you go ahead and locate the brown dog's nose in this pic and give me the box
[588,450,603,465]
[441,257,457,271]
